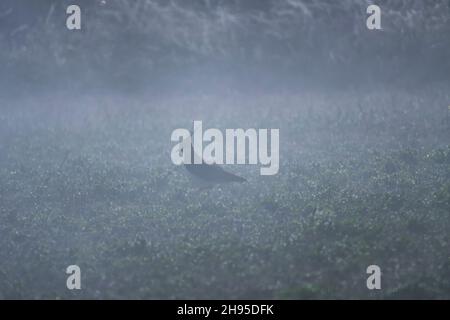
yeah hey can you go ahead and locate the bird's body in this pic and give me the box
[185,162,246,186]
[183,130,246,188]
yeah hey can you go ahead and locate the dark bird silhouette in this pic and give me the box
[183,129,246,188]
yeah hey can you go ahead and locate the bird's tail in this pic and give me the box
[228,173,247,183]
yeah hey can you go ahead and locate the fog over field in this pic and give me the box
[0,0,449,299]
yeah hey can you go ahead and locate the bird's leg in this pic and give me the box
[194,183,215,193]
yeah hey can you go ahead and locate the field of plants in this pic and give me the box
[1,86,449,299]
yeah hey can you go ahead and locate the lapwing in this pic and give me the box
[183,129,246,189]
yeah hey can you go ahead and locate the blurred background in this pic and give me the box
[1,0,450,94]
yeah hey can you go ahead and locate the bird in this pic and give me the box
[183,127,246,189]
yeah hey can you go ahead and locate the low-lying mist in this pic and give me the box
[1,0,449,299]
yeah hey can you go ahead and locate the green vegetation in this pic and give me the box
[1,88,449,299]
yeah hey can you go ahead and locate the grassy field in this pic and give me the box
[0,86,449,299]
